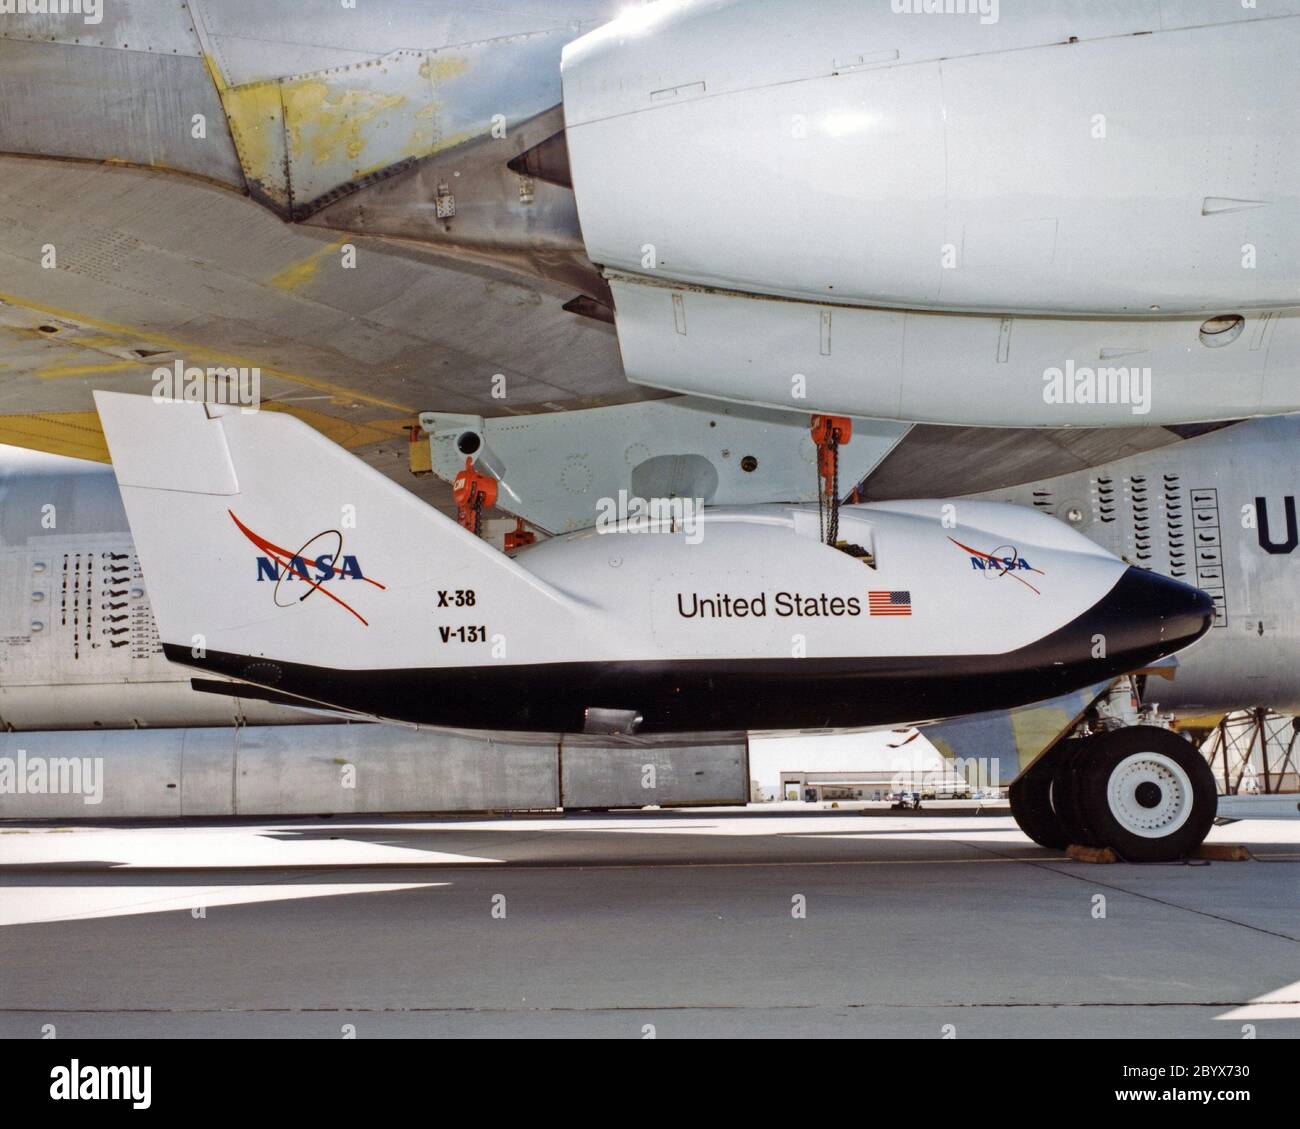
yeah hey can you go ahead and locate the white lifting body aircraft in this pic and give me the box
[93,392,1212,743]
[2,1,1299,864]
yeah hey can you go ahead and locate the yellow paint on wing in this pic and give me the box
[202,52,229,96]
[203,54,290,209]
[419,54,469,84]
[0,412,111,463]
[283,79,407,169]
[226,83,288,187]
[0,290,417,413]
[35,360,143,380]
[261,402,412,449]
[0,404,411,465]
[207,48,473,202]
[267,238,347,292]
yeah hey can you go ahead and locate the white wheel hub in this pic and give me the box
[1106,752,1193,839]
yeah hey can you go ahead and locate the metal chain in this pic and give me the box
[818,458,826,544]
[827,430,840,545]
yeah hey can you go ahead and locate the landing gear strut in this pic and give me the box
[1010,726,1217,862]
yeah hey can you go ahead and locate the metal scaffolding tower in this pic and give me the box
[1201,709,1300,794]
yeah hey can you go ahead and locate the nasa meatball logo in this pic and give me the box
[229,510,386,625]
[948,536,1045,594]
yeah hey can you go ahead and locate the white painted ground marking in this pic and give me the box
[0,825,500,868]
[0,882,443,927]
[1217,979,1300,1021]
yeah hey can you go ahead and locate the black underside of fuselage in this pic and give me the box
[169,568,1213,733]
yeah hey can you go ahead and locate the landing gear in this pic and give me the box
[1009,726,1217,862]
[1008,743,1070,850]
[1072,727,1218,862]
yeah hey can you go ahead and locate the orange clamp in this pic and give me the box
[452,456,498,535]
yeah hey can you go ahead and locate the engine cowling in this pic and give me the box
[563,0,1300,316]
[560,1,1300,428]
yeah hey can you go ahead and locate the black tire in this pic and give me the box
[1008,746,1071,850]
[1073,726,1217,862]
[1049,739,1103,849]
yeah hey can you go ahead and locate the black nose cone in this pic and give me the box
[1092,567,1215,663]
[900,565,1217,719]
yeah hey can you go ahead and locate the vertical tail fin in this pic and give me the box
[94,392,571,671]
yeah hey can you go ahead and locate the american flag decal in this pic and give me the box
[869,590,912,616]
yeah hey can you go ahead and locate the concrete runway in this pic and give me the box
[1,806,1297,1038]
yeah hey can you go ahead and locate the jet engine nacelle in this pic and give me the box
[562,1,1300,427]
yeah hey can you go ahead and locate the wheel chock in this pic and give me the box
[1191,843,1251,861]
[1066,844,1119,863]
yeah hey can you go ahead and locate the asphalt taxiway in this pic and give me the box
[1,806,1297,1038]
